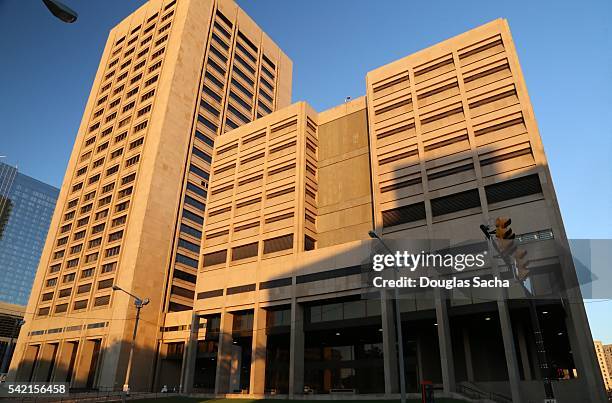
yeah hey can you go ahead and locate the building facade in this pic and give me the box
[0,162,59,306]
[8,3,606,403]
[8,0,291,392]
[595,341,612,392]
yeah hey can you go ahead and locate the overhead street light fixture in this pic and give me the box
[42,0,78,23]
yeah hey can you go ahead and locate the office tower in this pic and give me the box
[9,0,291,391]
[0,162,59,306]
[0,303,26,375]
[595,341,612,391]
[175,19,603,402]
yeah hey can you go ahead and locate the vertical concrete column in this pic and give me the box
[497,300,523,403]
[516,322,532,381]
[288,300,304,397]
[72,339,95,388]
[434,289,455,392]
[18,344,40,382]
[381,291,399,394]
[250,305,267,395]
[33,343,58,382]
[182,313,200,393]
[462,326,475,382]
[215,310,234,394]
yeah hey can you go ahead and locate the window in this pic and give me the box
[73,230,85,241]
[108,230,123,242]
[233,66,254,87]
[200,100,220,117]
[70,244,82,254]
[264,234,294,254]
[189,164,209,180]
[102,183,115,194]
[175,253,198,268]
[178,238,200,253]
[122,101,135,113]
[184,195,205,211]
[141,89,155,101]
[56,237,68,246]
[485,174,542,204]
[186,182,206,198]
[198,114,218,133]
[431,189,481,217]
[101,262,117,274]
[55,303,68,313]
[98,195,112,207]
[83,191,96,201]
[93,157,105,168]
[98,278,114,290]
[88,237,102,249]
[227,104,250,123]
[92,223,106,234]
[68,199,79,209]
[53,250,65,259]
[144,74,159,87]
[129,137,144,149]
[42,291,54,301]
[85,252,98,263]
[46,278,58,287]
[73,300,88,310]
[180,223,202,239]
[134,120,148,132]
[64,211,75,221]
[63,272,76,283]
[88,174,100,184]
[232,79,253,99]
[112,215,127,227]
[114,132,127,143]
[231,242,258,261]
[182,209,203,225]
[203,86,221,103]
[105,246,120,257]
[97,142,109,153]
[115,200,130,212]
[382,202,426,227]
[118,186,133,198]
[77,283,92,294]
[72,182,83,193]
[106,165,119,176]
[76,166,87,177]
[94,295,111,307]
[81,268,94,278]
[121,173,136,185]
[66,258,79,268]
[229,91,252,111]
[60,223,72,234]
[130,73,142,85]
[95,209,109,220]
[195,130,214,147]
[127,86,139,98]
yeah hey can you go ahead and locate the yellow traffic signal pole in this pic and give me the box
[480,224,555,401]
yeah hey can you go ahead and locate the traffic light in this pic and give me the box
[495,217,517,257]
[515,248,530,281]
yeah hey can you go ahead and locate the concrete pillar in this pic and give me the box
[462,326,475,382]
[250,305,267,395]
[215,310,234,394]
[288,300,304,397]
[182,313,200,393]
[72,339,95,388]
[497,300,523,403]
[52,341,78,383]
[17,344,40,382]
[381,290,399,394]
[33,343,58,382]
[516,322,532,381]
[434,289,455,392]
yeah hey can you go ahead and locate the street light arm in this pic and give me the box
[368,230,394,255]
[112,285,145,304]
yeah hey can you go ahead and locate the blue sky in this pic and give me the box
[0,1,610,340]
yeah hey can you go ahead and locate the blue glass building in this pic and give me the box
[0,162,59,306]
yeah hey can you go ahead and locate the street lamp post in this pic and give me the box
[368,230,407,403]
[111,285,149,394]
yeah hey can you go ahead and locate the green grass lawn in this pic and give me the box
[133,397,469,403]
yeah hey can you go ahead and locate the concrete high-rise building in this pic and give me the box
[9,5,606,403]
[595,341,612,392]
[9,0,291,391]
[0,162,59,306]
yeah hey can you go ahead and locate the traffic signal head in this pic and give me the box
[495,217,515,240]
[515,248,529,281]
[495,217,516,256]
